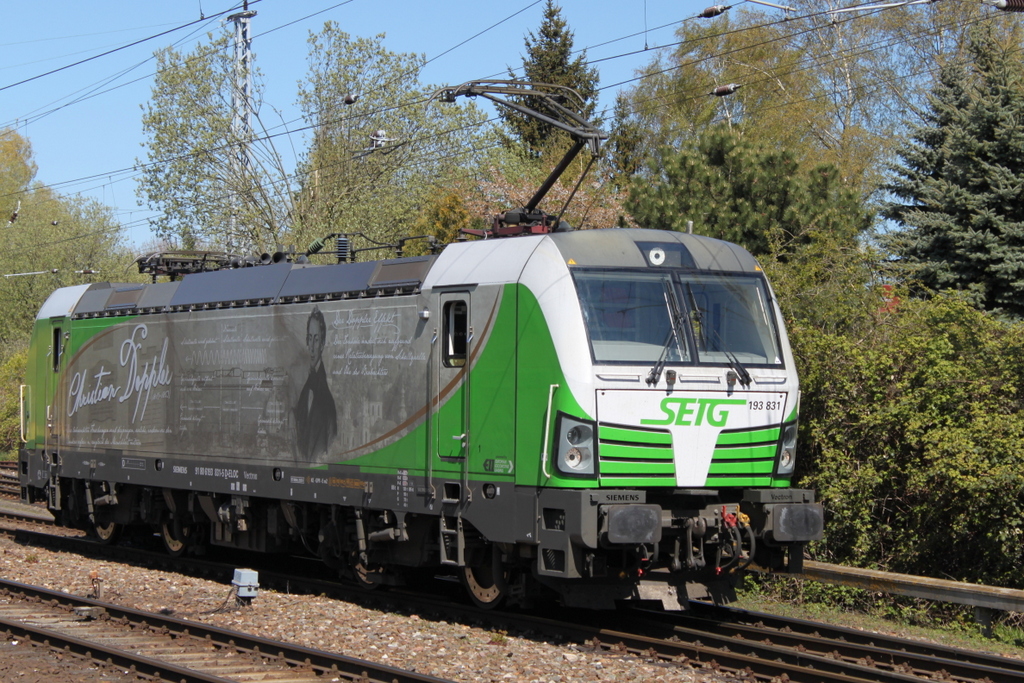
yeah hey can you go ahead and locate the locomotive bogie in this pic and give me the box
[19,229,823,609]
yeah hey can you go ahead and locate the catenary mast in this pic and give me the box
[227,2,256,252]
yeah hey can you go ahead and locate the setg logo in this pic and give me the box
[641,398,746,427]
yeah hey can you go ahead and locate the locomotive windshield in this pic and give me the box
[574,270,783,367]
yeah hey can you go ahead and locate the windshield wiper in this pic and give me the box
[647,287,686,386]
[685,283,752,388]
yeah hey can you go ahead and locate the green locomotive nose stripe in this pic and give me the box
[597,423,677,487]
[708,461,775,475]
[710,444,778,460]
[705,476,774,487]
[599,443,674,461]
[715,427,780,446]
[600,475,677,487]
[600,460,676,475]
[598,425,672,445]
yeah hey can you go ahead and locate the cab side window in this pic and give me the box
[443,301,467,367]
[52,327,62,373]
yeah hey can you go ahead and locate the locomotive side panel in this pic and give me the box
[55,298,435,468]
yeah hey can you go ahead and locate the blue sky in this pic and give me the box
[2,0,744,248]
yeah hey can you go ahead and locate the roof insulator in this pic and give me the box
[699,5,731,17]
[711,83,742,97]
[982,0,1024,10]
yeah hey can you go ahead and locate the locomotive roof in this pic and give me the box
[51,256,436,320]
[553,228,759,271]
[38,228,761,320]
[421,228,762,288]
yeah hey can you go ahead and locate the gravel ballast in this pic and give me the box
[0,524,724,682]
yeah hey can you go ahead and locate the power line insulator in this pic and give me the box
[699,5,731,18]
[711,83,742,97]
[983,0,1024,10]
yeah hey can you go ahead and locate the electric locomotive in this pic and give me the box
[18,226,821,609]
[17,82,822,609]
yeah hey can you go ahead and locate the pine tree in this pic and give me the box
[884,25,1024,318]
[626,127,870,258]
[626,126,875,330]
[501,1,599,155]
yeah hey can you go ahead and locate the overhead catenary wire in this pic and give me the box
[0,0,365,132]
[10,15,225,130]
[180,0,1011,232]
[612,6,1004,132]
[1,0,552,202]
[1,0,1002,249]
[0,1,262,95]
[1,13,990,264]
[9,5,957,218]
[0,1,769,192]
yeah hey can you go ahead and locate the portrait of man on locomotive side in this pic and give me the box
[294,306,338,460]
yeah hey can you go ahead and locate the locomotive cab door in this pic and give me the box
[44,319,66,451]
[435,293,470,460]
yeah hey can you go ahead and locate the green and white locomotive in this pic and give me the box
[18,226,821,609]
[18,82,822,609]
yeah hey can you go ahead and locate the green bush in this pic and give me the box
[793,295,1024,587]
[0,343,27,457]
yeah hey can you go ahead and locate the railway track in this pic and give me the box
[610,602,1024,683]
[0,461,20,499]
[0,577,454,683]
[2,510,1022,683]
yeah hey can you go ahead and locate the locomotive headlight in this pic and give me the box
[776,422,798,475]
[566,424,592,445]
[564,446,592,471]
[555,413,597,477]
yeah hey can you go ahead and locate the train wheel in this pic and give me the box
[160,519,192,557]
[460,545,508,609]
[352,559,383,590]
[92,520,122,545]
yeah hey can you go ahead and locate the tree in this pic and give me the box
[626,127,876,330]
[609,1,994,193]
[291,24,490,256]
[501,1,599,156]
[627,127,870,255]
[465,146,636,232]
[0,129,130,340]
[884,24,1024,318]
[404,191,480,255]
[796,295,1024,587]
[0,129,36,204]
[138,31,291,252]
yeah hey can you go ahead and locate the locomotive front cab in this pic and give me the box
[523,230,823,608]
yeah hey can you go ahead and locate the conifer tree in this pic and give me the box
[627,127,870,259]
[626,126,875,331]
[501,1,599,155]
[884,25,1024,318]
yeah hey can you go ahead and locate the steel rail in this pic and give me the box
[0,578,453,683]
[0,615,235,683]
[798,560,1024,615]
[626,606,1024,683]
[683,600,1024,674]
[5,516,1023,683]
